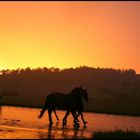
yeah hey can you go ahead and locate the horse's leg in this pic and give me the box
[80,112,87,125]
[71,111,80,128]
[54,110,59,121]
[48,109,53,125]
[63,110,70,123]
[75,111,81,122]
[39,106,47,118]
[39,99,48,118]
[71,111,77,124]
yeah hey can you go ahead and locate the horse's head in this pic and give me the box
[71,86,89,102]
[83,90,88,102]
[79,86,88,102]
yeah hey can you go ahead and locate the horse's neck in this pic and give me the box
[68,91,83,101]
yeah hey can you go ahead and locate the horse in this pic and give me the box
[52,88,88,126]
[38,87,88,126]
[62,88,88,126]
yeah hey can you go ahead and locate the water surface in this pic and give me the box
[0,106,140,139]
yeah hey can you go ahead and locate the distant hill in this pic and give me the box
[0,66,138,88]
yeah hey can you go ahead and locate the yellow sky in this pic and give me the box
[0,1,140,73]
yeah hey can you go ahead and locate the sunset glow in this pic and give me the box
[0,1,140,73]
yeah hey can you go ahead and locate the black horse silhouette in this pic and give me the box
[38,87,88,125]
[62,98,88,125]
[52,92,88,125]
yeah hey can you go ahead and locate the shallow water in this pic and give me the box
[0,106,140,139]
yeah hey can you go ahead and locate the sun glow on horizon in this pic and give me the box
[0,2,140,73]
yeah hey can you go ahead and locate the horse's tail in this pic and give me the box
[38,98,48,119]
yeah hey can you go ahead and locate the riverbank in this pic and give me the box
[1,104,140,117]
[1,91,140,117]
[1,86,140,116]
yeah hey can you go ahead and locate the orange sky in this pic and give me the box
[0,1,140,73]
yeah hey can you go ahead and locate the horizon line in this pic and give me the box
[0,65,138,74]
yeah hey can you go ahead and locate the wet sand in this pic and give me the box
[0,120,92,139]
[0,106,140,139]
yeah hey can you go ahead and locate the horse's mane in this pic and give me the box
[71,87,83,93]
[50,87,85,100]
[69,87,84,100]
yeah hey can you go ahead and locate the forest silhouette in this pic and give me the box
[0,66,138,88]
[0,66,140,115]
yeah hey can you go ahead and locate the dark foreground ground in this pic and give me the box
[93,129,140,139]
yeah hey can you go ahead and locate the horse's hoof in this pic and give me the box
[73,120,77,124]
[62,120,67,127]
[74,122,79,126]
[63,120,66,122]
[84,121,88,125]
[73,123,80,129]
[76,119,80,122]
[49,122,53,126]
[84,125,87,128]
[77,124,80,128]
[62,121,67,126]
[63,120,67,124]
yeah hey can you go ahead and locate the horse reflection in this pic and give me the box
[62,125,87,139]
[39,87,88,126]
[38,122,59,139]
[38,122,87,139]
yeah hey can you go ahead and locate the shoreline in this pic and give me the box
[1,104,140,117]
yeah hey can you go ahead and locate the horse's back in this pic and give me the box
[47,92,66,100]
[46,92,69,109]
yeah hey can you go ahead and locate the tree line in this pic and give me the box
[0,66,138,89]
